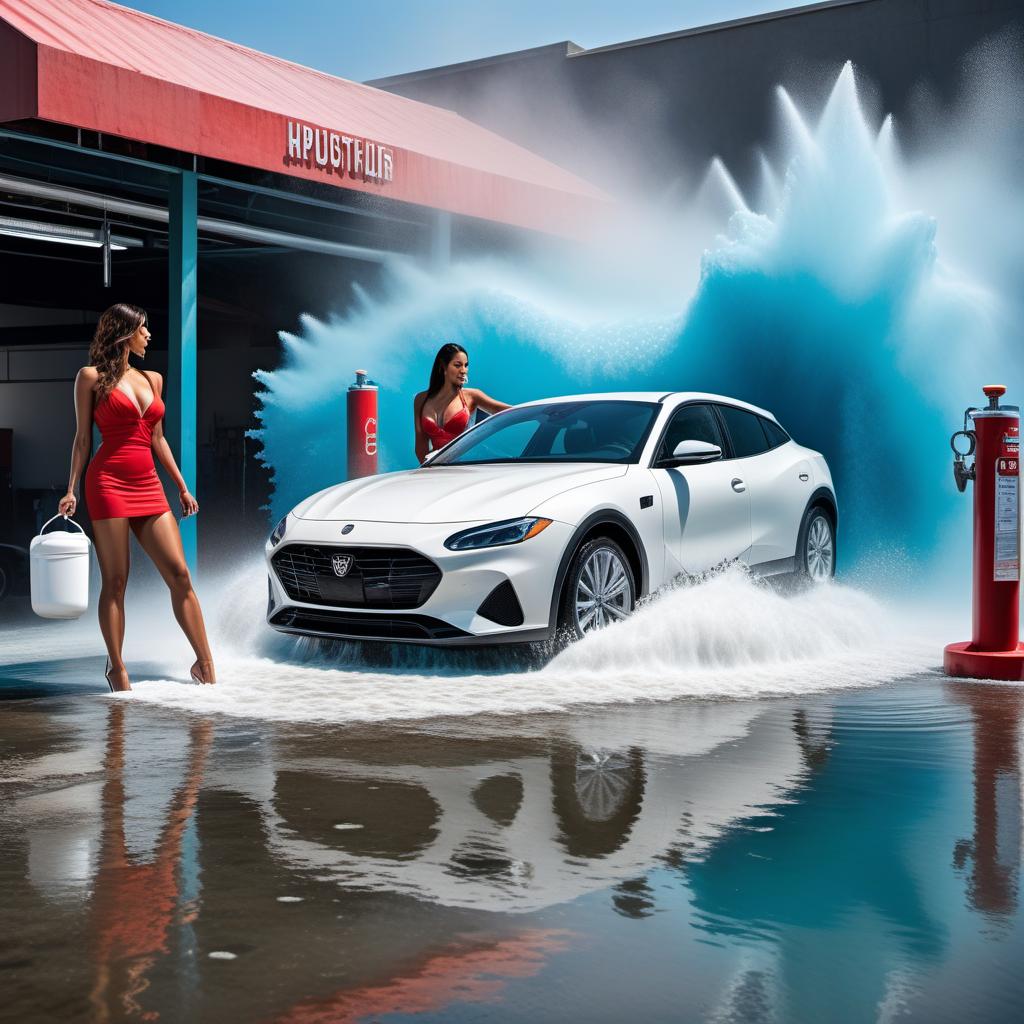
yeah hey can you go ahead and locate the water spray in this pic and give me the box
[944,385,1024,680]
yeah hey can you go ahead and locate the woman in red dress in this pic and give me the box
[58,304,216,692]
[413,343,510,463]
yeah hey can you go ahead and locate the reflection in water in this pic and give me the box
[254,703,807,915]
[6,684,1024,1022]
[792,709,833,773]
[472,774,524,827]
[709,961,779,1024]
[89,705,212,1022]
[550,744,646,859]
[685,701,949,1022]
[950,684,1023,918]
[271,930,573,1024]
[274,772,441,859]
[611,877,657,920]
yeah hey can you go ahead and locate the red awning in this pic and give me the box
[0,0,607,235]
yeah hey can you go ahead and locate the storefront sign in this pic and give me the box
[285,120,394,183]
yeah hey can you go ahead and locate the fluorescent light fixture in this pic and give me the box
[0,215,142,250]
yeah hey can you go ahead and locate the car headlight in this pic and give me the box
[268,513,289,547]
[444,517,552,551]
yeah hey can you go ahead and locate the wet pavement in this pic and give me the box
[3,673,1024,1023]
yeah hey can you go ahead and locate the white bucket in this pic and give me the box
[30,514,92,619]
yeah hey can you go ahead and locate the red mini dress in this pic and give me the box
[422,390,471,449]
[85,383,171,520]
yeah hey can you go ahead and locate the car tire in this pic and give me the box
[557,537,637,641]
[795,506,836,583]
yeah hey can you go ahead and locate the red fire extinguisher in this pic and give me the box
[346,369,378,480]
[944,384,1024,680]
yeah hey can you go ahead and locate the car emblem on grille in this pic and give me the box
[341,524,355,535]
[331,554,353,577]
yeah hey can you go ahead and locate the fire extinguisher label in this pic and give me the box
[994,456,1019,582]
[364,417,378,456]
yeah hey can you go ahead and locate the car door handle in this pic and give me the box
[731,478,746,493]
[799,473,809,482]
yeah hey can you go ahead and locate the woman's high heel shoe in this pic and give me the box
[190,660,216,685]
[105,657,131,692]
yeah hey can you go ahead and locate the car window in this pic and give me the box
[717,404,771,459]
[456,418,538,461]
[658,404,723,460]
[760,417,790,449]
[433,400,659,465]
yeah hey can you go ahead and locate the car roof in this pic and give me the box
[514,391,778,421]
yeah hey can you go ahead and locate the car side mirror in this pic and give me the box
[658,439,723,467]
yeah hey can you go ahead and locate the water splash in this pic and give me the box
[251,57,1021,575]
[130,566,940,724]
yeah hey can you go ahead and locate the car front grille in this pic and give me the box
[271,545,441,609]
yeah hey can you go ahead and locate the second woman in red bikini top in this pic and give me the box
[421,388,470,448]
[415,343,511,463]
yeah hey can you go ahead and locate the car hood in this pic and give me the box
[293,463,628,524]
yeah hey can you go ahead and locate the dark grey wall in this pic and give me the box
[374,0,1024,197]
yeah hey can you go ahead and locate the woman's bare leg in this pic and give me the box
[130,512,216,683]
[92,518,132,691]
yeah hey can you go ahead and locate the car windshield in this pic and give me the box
[430,400,660,466]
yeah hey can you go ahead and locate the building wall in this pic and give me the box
[0,380,78,490]
[0,343,89,491]
[374,0,1024,197]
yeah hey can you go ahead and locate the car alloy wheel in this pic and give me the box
[803,511,835,581]
[562,538,636,638]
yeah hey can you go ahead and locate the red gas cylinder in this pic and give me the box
[944,384,1024,680]
[346,369,378,479]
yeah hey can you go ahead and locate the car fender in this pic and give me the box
[542,509,651,637]
[805,451,835,493]
[801,486,838,532]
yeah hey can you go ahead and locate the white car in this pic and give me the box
[265,392,836,646]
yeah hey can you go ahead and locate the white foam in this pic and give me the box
[127,567,942,725]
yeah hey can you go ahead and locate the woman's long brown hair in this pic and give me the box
[426,342,467,399]
[89,303,147,399]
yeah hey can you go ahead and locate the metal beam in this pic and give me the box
[197,217,399,263]
[197,171,428,228]
[0,172,406,263]
[167,171,198,571]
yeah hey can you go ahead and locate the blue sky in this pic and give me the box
[120,0,788,82]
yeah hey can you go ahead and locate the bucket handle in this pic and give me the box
[39,513,86,537]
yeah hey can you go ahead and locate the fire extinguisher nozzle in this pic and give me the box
[983,384,1007,409]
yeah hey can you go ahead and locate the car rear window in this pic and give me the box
[717,404,771,459]
[760,417,790,449]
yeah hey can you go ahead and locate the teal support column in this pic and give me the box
[167,170,198,572]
